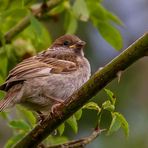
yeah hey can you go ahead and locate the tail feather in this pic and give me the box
[0,95,15,112]
[0,83,22,112]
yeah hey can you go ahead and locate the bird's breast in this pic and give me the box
[21,57,91,111]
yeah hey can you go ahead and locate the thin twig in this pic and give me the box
[48,127,105,148]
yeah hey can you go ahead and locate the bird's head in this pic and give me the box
[51,34,86,56]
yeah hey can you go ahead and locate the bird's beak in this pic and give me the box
[69,41,86,49]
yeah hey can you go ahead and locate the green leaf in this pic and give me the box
[0,0,24,11]
[24,0,36,6]
[2,8,27,20]
[107,12,124,26]
[96,21,123,50]
[0,111,10,120]
[73,0,89,21]
[29,14,51,50]
[0,30,4,41]
[0,74,5,101]
[83,102,101,112]
[104,89,116,105]
[87,1,123,26]
[0,91,5,102]
[86,2,108,22]
[0,112,9,121]
[0,74,4,84]
[5,133,25,148]
[114,112,129,137]
[108,113,121,135]
[108,112,129,137]
[66,115,78,133]
[102,100,115,112]
[9,0,24,9]
[0,0,9,10]
[16,106,36,127]
[9,120,30,131]
[49,3,65,15]
[30,15,42,37]
[66,12,78,34]
[0,74,5,100]
[0,54,8,77]
[0,8,27,33]
[86,1,123,50]
[57,123,65,136]
[75,109,82,120]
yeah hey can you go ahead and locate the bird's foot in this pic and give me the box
[36,111,47,123]
[51,102,63,118]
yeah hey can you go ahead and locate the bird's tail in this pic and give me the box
[0,94,15,112]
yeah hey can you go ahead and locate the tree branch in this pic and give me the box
[47,127,105,148]
[14,33,148,147]
[0,0,62,47]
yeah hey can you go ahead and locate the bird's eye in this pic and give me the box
[63,40,70,46]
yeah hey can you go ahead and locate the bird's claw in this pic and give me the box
[51,103,63,118]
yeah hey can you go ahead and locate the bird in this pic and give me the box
[0,34,91,116]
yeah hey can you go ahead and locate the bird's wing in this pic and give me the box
[0,55,77,91]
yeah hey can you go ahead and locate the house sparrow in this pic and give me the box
[0,34,91,115]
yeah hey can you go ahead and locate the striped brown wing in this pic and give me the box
[0,56,77,91]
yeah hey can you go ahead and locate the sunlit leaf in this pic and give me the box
[107,12,124,26]
[0,91,5,103]
[108,113,121,135]
[86,1,123,50]
[0,30,4,42]
[0,0,9,10]
[108,112,129,137]
[66,115,78,133]
[30,15,42,37]
[17,106,36,127]
[49,3,65,15]
[0,8,27,33]
[57,123,65,136]
[104,89,116,105]
[73,0,89,21]
[96,21,123,50]
[9,0,24,8]
[83,102,101,112]
[86,1,108,21]
[0,111,9,120]
[102,100,115,112]
[66,12,78,34]
[0,54,8,77]
[9,120,31,131]
[5,133,25,148]
[2,8,27,19]
[75,109,82,120]
[114,112,129,137]
[0,74,4,85]
[28,14,51,50]
[24,0,36,6]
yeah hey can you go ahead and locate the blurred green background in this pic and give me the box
[0,0,148,147]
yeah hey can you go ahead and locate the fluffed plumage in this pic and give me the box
[0,34,91,114]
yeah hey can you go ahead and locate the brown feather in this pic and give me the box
[0,34,90,113]
[0,49,78,91]
[0,84,22,111]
